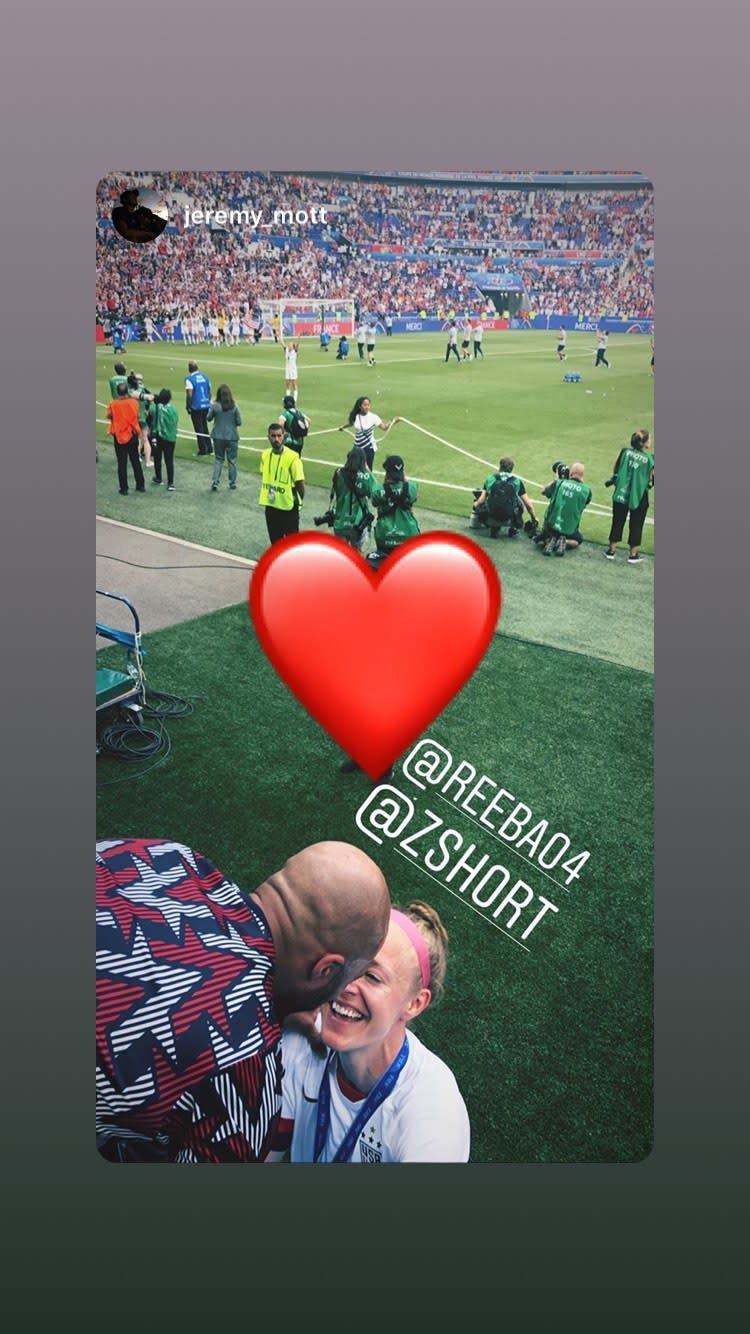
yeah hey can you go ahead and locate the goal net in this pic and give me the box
[260,299,355,338]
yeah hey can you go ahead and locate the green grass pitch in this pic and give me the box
[96,328,653,1161]
[96,329,654,551]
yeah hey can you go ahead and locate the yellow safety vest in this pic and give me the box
[259,447,303,511]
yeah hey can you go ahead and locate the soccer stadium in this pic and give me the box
[96,171,654,1162]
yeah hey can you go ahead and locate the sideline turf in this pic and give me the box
[96,602,653,1163]
[96,329,655,551]
[95,454,653,673]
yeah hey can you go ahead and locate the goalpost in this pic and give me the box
[260,298,355,338]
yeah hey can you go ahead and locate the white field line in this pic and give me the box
[95,405,343,444]
[397,416,652,522]
[95,414,480,497]
[96,341,627,373]
[399,415,496,469]
[96,516,257,566]
[95,411,652,524]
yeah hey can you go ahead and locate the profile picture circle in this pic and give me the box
[111,186,168,245]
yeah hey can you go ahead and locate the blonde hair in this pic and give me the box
[396,900,449,1005]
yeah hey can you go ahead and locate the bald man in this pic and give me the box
[541,461,592,556]
[96,838,390,1163]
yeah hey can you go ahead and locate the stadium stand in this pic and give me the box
[97,172,653,327]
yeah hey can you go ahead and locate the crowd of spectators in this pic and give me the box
[97,173,653,325]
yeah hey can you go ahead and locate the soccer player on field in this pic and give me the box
[445,321,461,363]
[356,323,366,361]
[594,330,610,368]
[557,326,567,360]
[280,335,300,400]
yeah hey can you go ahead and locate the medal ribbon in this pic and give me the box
[313,1035,409,1163]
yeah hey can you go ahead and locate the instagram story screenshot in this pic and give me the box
[95,170,654,1165]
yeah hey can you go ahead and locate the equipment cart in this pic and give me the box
[96,589,146,714]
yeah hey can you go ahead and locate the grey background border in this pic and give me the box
[2,1,747,1327]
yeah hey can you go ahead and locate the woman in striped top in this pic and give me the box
[339,396,400,470]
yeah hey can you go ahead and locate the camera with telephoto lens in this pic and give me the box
[604,475,617,488]
[313,509,336,527]
[551,460,570,480]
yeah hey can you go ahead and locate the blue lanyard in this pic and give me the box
[313,1036,409,1163]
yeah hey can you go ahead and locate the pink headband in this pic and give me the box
[390,909,431,990]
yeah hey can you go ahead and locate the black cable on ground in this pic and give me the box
[141,689,194,718]
[96,708,173,786]
[97,709,168,761]
[96,682,199,783]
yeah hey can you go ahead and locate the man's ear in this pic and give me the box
[310,953,345,981]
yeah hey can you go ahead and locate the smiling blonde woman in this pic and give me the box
[270,902,470,1163]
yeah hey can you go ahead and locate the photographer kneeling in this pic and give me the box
[316,446,375,551]
[338,454,418,783]
[472,456,538,539]
[370,455,420,564]
[539,461,592,557]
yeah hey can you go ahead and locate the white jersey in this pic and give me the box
[285,346,298,376]
[366,324,376,343]
[280,1029,470,1163]
[356,326,366,345]
[473,324,483,341]
[352,410,382,456]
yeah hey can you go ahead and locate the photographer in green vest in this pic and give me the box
[604,430,654,565]
[541,462,592,557]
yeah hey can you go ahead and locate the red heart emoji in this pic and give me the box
[249,532,501,779]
